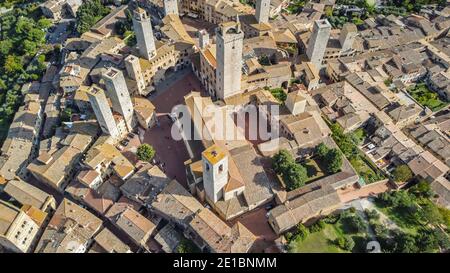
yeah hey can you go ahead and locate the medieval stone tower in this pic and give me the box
[202,144,229,204]
[255,0,270,24]
[86,85,120,139]
[339,23,357,53]
[198,29,209,50]
[124,55,145,95]
[132,7,156,60]
[215,20,244,100]
[306,19,331,69]
[102,67,134,131]
[163,0,179,16]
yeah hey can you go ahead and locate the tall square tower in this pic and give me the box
[124,55,146,95]
[163,0,179,16]
[339,23,357,53]
[86,85,120,139]
[132,7,156,60]
[256,0,270,24]
[202,144,229,204]
[306,19,331,69]
[215,21,244,100]
[102,68,134,131]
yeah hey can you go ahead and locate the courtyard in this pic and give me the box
[407,83,447,112]
[299,157,328,184]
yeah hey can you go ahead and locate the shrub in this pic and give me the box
[342,213,368,233]
[365,209,380,221]
[392,164,413,183]
[137,144,155,162]
[296,223,309,241]
[324,213,340,224]
[343,236,355,251]
[309,220,326,233]
[410,180,434,198]
[334,237,346,248]
[176,238,200,253]
[284,232,293,242]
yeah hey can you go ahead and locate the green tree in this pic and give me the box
[438,207,450,228]
[0,40,13,56]
[315,143,329,158]
[283,163,307,191]
[392,164,413,183]
[419,203,444,226]
[137,144,156,162]
[115,21,128,36]
[61,108,73,122]
[272,149,293,174]
[295,223,309,241]
[415,228,440,253]
[343,236,355,251]
[395,232,418,253]
[76,0,111,34]
[325,148,342,174]
[365,209,380,221]
[0,79,6,91]
[284,232,294,242]
[325,6,333,17]
[176,238,200,253]
[15,17,34,34]
[315,143,343,174]
[335,236,346,248]
[410,180,433,198]
[309,219,326,233]
[37,18,52,29]
[334,235,355,251]
[349,128,366,145]
[22,40,38,55]
[365,1,376,14]
[342,213,367,233]
[4,55,23,75]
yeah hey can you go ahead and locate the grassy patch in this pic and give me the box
[300,157,327,183]
[374,205,418,235]
[289,210,372,253]
[289,224,348,253]
[408,83,447,112]
[269,88,287,103]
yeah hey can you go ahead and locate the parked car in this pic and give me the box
[128,132,135,138]
[120,140,129,146]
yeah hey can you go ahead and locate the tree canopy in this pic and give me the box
[315,143,343,174]
[137,144,156,162]
[76,0,111,34]
[272,149,308,191]
[392,164,413,183]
